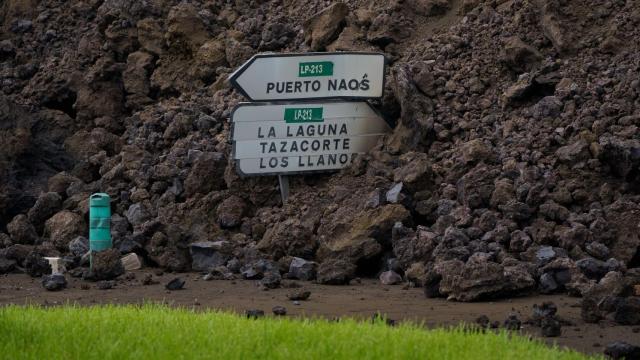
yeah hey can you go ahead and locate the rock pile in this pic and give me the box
[0,0,638,320]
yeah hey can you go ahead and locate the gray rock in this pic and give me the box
[288,257,318,281]
[576,258,609,279]
[532,96,562,119]
[585,242,610,260]
[189,241,231,272]
[317,258,356,285]
[165,277,185,290]
[536,246,558,265]
[42,274,66,291]
[386,182,405,204]
[379,270,403,285]
[260,271,282,289]
[539,272,558,294]
[125,203,150,227]
[68,236,89,257]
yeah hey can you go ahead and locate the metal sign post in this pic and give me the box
[278,175,289,204]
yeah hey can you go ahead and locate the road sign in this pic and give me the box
[231,102,391,176]
[228,52,386,102]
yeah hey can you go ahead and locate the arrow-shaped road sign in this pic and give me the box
[230,102,391,176]
[229,52,386,102]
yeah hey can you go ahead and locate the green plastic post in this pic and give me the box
[89,193,111,253]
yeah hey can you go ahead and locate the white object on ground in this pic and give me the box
[44,257,65,275]
[121,253,142,271]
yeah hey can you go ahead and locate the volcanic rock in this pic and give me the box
[604,342,640,360]
[85,249,125,281]
[7,214,38,245]
[260,271,282,289]
[97,280,115,290]
[614,297,640,326]
[503,314,521,331]
[288,257,318,281]
[68,236,89,257]
[541,317,561,337]
[303,3,348,51]
[317,258,356,285]
[165,277,186,291]
[27,192,62,232]
[42,274,67,291]
[287,290,311,301]
[501,37,542,73]
[0,257,17,274]
[216,196,246,228]
[189,241,231,272]
[44,210,84,250]
[246,309,265,319]
[24,252,51,277]
[272,306,287,316]
[379,270,403,285]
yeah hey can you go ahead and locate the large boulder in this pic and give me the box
[501,36,542,73]
[184,152,226,196]
[165,3,210,52]
[392,225,437,269]
[44,210,85,250]
[257,219,316,260]
[438,256,535,301]
[189,241,231,272]
[317,258,356,285]
[288,257,318,281]
[7,214,38,245]
[216,195,246,228]
[85,249,125,281]
[604,200,640,266]
[303,3,348,51]
[317,204,411,264]
[27,192,62,232]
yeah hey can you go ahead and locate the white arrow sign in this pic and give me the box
[231,102,391,176]
[229,52,386,101]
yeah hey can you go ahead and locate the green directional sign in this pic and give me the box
[298,61,333,77]
[284,107,323,123]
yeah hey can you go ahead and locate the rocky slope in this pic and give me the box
[1,0,639,323]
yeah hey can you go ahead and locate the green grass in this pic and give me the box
[0,305,593,360]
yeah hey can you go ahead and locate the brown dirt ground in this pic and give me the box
[1,272,638,355]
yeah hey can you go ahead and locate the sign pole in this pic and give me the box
[278,175,290,205]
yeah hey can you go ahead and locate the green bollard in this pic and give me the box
[89,193,111,267]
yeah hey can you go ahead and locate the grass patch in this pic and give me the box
[0,305,593,360]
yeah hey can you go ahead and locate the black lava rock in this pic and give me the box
[42,274,67,291]
[246,309,265,319]
[541,317,561,337]
[272,306,287,316]
[165,277,185,290]
[604,342,640,360]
